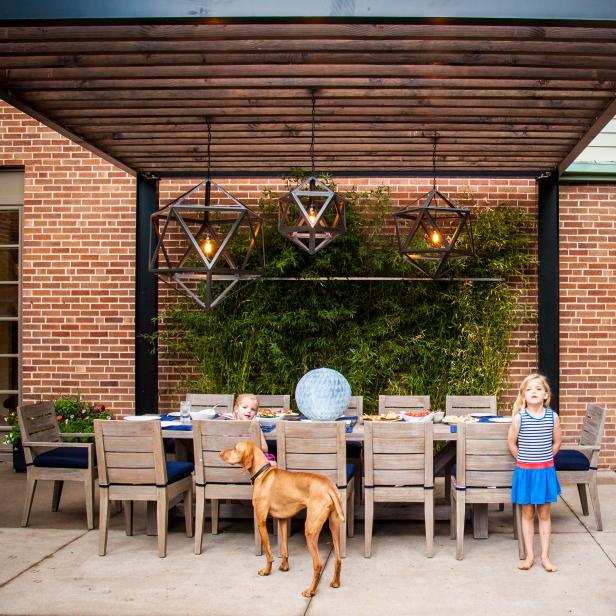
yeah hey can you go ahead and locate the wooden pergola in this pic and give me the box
[2,2,616,412]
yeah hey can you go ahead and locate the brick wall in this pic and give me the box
[0,101,136,416]
[560,183,616,468]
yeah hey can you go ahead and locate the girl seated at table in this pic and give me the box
[233,393,275,462]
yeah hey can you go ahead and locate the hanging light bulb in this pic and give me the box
[307,204,318,226]
[201,233,215,257]
[429,228,442,248]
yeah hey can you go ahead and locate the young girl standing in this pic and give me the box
[508,373,562,572]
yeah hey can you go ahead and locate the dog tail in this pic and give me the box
[328,485,345,522]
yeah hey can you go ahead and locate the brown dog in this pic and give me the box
[220,440,344,597]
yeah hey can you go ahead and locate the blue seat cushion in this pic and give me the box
[166,461,194,484]
[346,463,356,484]
[554,450,591,471]
[33,446,93,469]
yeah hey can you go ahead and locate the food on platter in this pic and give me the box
[362,412,402,422]
[257,409,282,418]
[441,414,475,424]
[403,410,434,423]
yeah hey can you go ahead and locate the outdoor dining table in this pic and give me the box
[154,418,492,540]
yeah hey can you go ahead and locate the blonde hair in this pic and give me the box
[233,393,259,415]
[512,373,552,415]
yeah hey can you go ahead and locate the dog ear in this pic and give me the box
[239,441,254,472]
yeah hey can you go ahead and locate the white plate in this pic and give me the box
[167,411,181,417]
[124,415,161,421]
[488,416,512,423]
[470,412,496,418]
[161,420,181,427]
[403,412,433,423]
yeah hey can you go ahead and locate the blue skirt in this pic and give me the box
[511,465,561,505]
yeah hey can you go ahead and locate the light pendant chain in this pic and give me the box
[206,119,212,179]
[432,132,437,190]
[310,92,316,175]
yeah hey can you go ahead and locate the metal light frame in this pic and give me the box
[278,92,346,255]
[393,136,474,279]
[149,122,264,309]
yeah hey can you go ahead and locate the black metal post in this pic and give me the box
[537,171,559,411]
[136,174,159,415]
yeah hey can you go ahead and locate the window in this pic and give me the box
[0,171,23,424]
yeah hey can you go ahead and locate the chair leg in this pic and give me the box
[498,503,505,512]
[340,487,348,558]
[577,483,590,516]
[184,488,193,538]
[21,474,37,527]
[455,491,465,560]
[211,499,219,534]
[449,482,456,540]
[124,501,134,536]
[253,511,263,556]
[157,489,169,558]
[425,490,434,558]
[98,488,110,556]
[194,486,205,555]
[85,475,95,530]
[364,488,374,558]
[52,480,64,512]
[588,474,603,531]
[347,479,355,538]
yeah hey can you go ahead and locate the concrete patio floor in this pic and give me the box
[0,463,614,616]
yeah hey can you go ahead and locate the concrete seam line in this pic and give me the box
[559,495,616,569]
[303,545,333,616]
[0,529,90,589]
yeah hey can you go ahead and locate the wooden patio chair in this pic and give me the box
[378,395,430,415]
[256,394,291,411]
[192,418,263,555]
[450,422,524,560]
[94,419,193,557]
[344,395,364,417]
[445,395,497,416]
[276,421,355,557]
[186,393,235,415]
[363,421,434,558]
[441,395,498,508]
[555,403,606,530]
[18,401,97,529]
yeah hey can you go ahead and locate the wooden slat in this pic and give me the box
[465,439,511,455]
[285,453,337,470]
[200,434,251,451]
[204,467,249,484]
[466,454,515,471]
[465,487,511,503]
[107,468,157,484]
[373,486,425,502]
[373,469,425,486]
[98,421,155,437]
[103,436,153,453]
[201,450,234,467]
[285,438,338,454]
[106,452,155,469]
[372,437,424,454]
[465,470,514,487]
[284,468,338,483]
[373,453,425,470]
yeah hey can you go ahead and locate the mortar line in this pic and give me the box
[559,494,616,568]
[302,545,333,616]
[0,529,90,589]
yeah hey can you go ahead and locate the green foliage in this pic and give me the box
[4,395,110,446]
[158,178,534,412]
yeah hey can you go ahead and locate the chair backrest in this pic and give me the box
[94,419,167,486]
[446,395,497,416]
[256,395,291,412]
[343,395,363,417]
[364,421,433,489]
[277,421,347,487]
[378,395,430,415]
[17,401,60,463]
[186,393,235,415]
[192,419,261,486]
[455,423,514,488]
[579,404,606,448]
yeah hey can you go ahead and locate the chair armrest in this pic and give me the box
[60,433,95,439]
[560,444,600,453]
[22,441,93,449]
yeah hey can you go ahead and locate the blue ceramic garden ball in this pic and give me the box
[295,368,352,421]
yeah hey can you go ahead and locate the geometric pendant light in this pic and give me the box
[149,121,264,309]
[393,135,474,279]
[278,92,346,255]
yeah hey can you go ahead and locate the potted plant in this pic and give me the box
[3,394,110,472]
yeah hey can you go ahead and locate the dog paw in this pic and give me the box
[258,569,271,577]
[302,590,316,598]
[279,562,289,572]
[330,581,340,588]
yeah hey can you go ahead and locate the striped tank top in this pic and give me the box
[517,407,555,468]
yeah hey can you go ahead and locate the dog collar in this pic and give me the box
[250,462,272,485]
